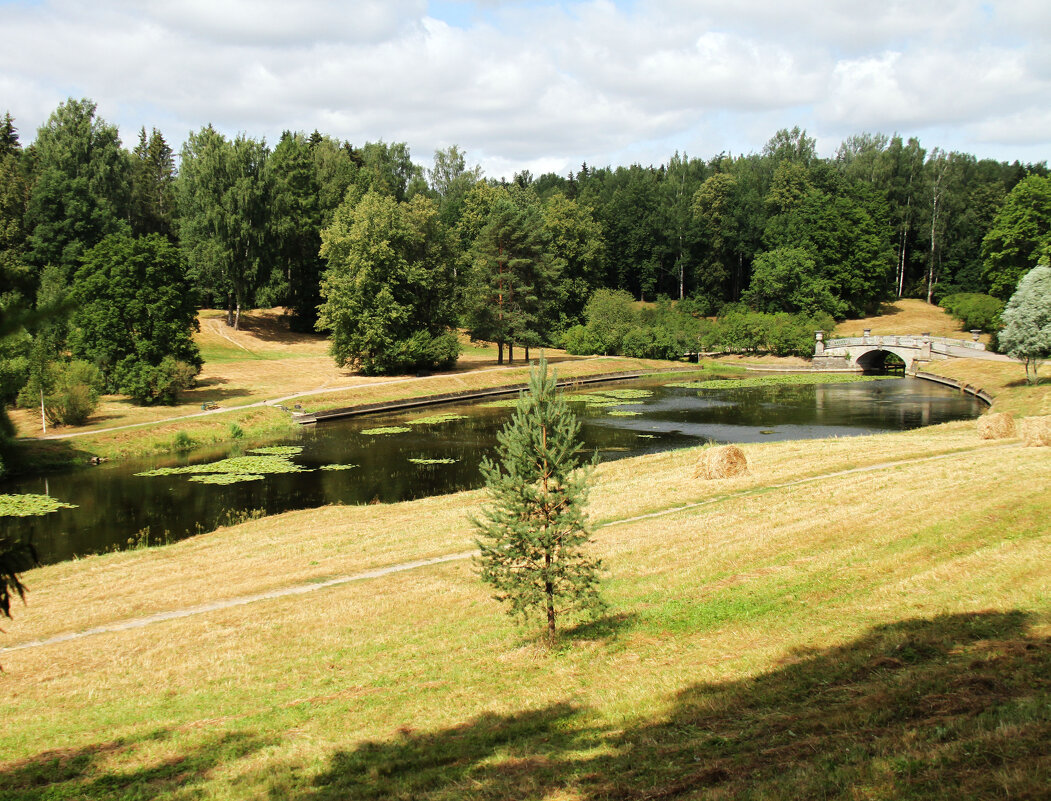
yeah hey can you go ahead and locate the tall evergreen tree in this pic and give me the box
[129,127,176,238]
[466,197,552,363]
[268,131,323,331]
[474,356,603,641]
[25,98,130,277]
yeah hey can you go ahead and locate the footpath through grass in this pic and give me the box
[1,391,1049,798]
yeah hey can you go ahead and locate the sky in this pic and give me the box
[1,0,1049,180]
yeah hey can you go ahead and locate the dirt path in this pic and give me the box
[2,442,1015,655]
[36,362,572,441]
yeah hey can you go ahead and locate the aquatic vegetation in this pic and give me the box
[638,434,657,438]
[136,453,310,481]
[319,463,358,471]
[361,426,413,435]
[411,413,468,425]
[608,410,642,416]
[187,473,265,485]
[0,493,78,517]
[408,457,459,465]
[666,374,890,390]
[594,388,653,400]
[248,446,304,456]
[480,398,520,408]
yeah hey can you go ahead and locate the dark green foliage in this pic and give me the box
[474,357,603,640]
[744,247,844,317]
[466,195,554,362]
[982,175,1051,299]
[69,232,201,402]
[939,293,1004,332]
[118,356,198,405]
[176,127,271,327]
[267,132,324,330]
[318,191,459,375]
[0,535,37,619]
[24,98,130,275]
[129,127,176,238]
[34,359,103,426]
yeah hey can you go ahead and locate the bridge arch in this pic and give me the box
[854,347,912,372]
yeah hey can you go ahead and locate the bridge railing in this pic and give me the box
[824,335,986,351]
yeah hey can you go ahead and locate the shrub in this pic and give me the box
[561,324,604,356]
[119,357,198,405]
[41,360,104,426]
[940,293,1004,332]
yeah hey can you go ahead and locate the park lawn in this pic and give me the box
[924,357,1051,418]
[1,407,1048,799]
[833,298,991,343]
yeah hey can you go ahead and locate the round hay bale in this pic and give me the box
[977,412,1016,440]
[1020,416,1051,447]
[693,444,748,480]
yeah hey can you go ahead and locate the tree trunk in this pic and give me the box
[497,341,504,365]
[226,293,234,327]
[234,300,241,331]
[508,343,514,363]
[545,551,555,641]
[525,346,530,361]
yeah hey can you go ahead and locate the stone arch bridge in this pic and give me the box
[812,332,1010,372]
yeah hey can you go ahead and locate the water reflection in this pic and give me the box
[1,377,983,564]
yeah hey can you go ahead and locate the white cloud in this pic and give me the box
[0,0,1046,173]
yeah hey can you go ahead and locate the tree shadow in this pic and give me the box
[0,728,275,800]
[278,610,1048,800]
[4,437,98,474]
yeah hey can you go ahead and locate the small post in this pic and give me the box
[814,330,825,356]
[863,328,871,339]
[970,329,981,342]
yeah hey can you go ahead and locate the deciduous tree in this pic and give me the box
[998,259,1051,384]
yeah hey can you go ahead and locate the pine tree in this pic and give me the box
[474,356,604,641]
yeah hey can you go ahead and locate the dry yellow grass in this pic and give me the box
[1,424,1047,800]
[1020,416,1051,447]
[922,358,1051,418]
[834,298,986,342]
[692,444,749,479]
[977,412,1017,439]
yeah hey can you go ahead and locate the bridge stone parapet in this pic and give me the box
[813,331,1007,372]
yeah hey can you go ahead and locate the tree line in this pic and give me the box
[2,99,1050,421]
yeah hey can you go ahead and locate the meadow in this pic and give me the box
[0,301,1047,799]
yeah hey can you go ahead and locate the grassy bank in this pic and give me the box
[1,358,1048,798]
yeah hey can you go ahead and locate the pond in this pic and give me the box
[1,374,985,565]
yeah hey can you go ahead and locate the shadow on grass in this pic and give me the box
[285,611,1048,800]
[0,728,275,800]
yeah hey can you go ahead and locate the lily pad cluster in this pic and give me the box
[411,413,467,425]
[361,426,413,436]
[0,493,78,517]
[666,374,889,390]
[408,457,459,465]
[135,452,312,483]
[319,463,358,471]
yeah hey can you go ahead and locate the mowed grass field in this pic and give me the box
[2,300,1048,798]
[2,382,1049,798]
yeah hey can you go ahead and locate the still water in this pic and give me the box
[2,376,984,565]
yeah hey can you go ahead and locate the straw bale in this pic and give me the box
[1019,416,1051,447]
[693,445,749,480]
[976,412,1016,440]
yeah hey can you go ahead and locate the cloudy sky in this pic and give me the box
[1,0,1048,179]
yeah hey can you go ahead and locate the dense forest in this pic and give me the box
[1,98,1050,414]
